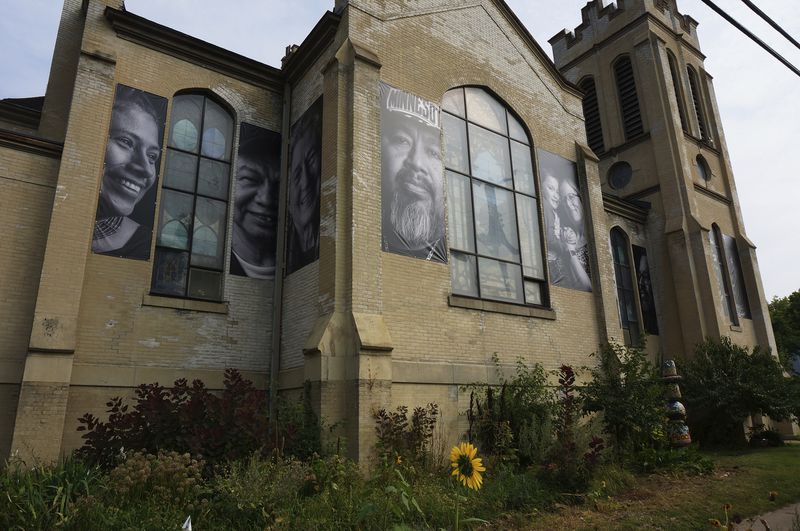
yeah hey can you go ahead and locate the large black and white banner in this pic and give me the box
[537,149,592,291]
[632,245,659,335]
[287,97,322,274]
[92,84,167,260]
[380,82,446,262]
[230,123,281,279]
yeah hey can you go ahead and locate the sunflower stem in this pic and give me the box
[455,495,460,531]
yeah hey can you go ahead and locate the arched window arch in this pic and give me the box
[686,66,710,142]
[709,224,737,324]
[667,51,689,133]
[151,92,235,300]
[578,76,605,155]
[610,227,641,345]
[696,154,711,182]
[709,223,751,324]
[442,86,547,306]
[613,55,644,140]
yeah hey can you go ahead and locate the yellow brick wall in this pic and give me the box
[0,146,60,458]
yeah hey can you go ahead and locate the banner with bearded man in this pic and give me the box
[380,82,447,262]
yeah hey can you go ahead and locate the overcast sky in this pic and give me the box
[1,0,797,299]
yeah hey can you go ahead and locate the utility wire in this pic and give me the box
[740,0,800,52]
[699,0,800,78]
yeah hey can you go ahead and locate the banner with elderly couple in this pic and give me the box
[380,82,447,262]
[230,123,281,279]
[286,97,323,275]
[538,149,592,292]
[92,84,168,260]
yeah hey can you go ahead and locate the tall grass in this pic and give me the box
[0,456,103,530]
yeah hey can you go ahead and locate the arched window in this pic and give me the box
[151,93,234,300]
[578,77,605,155]
[687,66,710,142]
[442,87,547,306]
[709,224,737,324]
[709,224,751,324]
[667,52,688,133]
[613,56,644,140]
[610,227,640,345]
[696,154,711,182]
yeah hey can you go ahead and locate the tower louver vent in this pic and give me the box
[579,77,605,155]
[614,57,644,140]
[687,67,709,141]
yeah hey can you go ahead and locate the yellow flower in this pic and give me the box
[450,442,486,491]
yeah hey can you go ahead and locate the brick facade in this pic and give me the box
[0,0,791,463]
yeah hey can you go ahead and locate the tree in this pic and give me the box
[769,290,800,373]
[681,338,797,447]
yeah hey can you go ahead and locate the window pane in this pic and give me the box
[473,181,519,262]
[202,98,233,160]
[188,268,222,300]
[447,171,475,252]
[163,150,197,192]
[517,195,544,279]
[198,159,229,200]
[524,280,543,305]
[723,234,751,319]
[152,249,189,296]
[465,87,507,134]
[442,88,465,118]
[442,113,469,174]
[508,113,528,144]
[451,251,478,297]
[511,141,535,195]
[479,257,523,303]
[169,95,203,152]
[709,229,733,321]
[157,189,193,250]
[469,124,512,187]
[192,197,226,269]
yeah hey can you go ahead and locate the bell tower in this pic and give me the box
[549,0,776,359]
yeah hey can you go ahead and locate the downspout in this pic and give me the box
[268,80,292,433]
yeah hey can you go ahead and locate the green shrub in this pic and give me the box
[583,343,665,462]
[208,454,309,528]
[541,365,605,493]
[681,337,797,448]
[632,446,715,475]
[467,359,555,468]
[374,403,439,468]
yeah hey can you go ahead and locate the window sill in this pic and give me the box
[729,324,742,332]
[448,294,556,320]
[142,293,229,314]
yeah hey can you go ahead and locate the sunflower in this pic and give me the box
[450,442,486,491]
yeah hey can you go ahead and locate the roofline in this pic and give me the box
[493,0,583,99]
[105,7,284,92]
[282,11,342,85]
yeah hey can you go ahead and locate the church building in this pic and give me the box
[0,0,788,463]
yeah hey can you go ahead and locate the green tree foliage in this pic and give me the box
[681,337,797,447]
[769,290,800,371]
[583,343,665,462]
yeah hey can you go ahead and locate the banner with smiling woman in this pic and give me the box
[537,149,592,292]
[92,84,167,260]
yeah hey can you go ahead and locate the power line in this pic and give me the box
[698,0,800,78]
[740,0,800,52]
